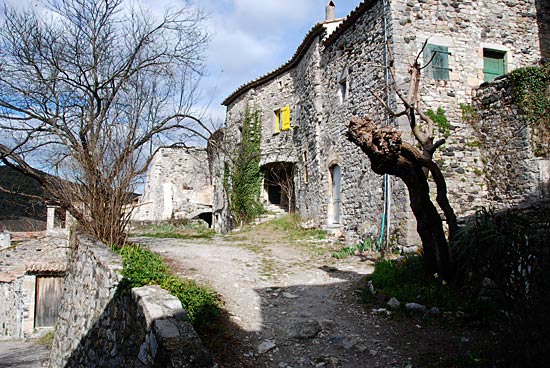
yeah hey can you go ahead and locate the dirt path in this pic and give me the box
[134,230,489,368]
[0,341,49,368]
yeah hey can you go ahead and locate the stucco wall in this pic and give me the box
[49,235,211,368]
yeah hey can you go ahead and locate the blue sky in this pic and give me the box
[3,0,362,124]
[192,0,362,123]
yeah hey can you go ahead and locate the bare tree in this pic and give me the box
[0,0,210,245]
[347,41,457,280]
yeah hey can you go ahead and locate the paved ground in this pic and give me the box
[0,341,49,368]
[134,227,490,368]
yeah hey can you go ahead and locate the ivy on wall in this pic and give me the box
[224,107,264,225]
[509,65,550,156]
[426,107,450,138]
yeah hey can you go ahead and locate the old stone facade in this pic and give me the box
[0,233,69,339]
[213,0,548,245]
[131,147,213,226]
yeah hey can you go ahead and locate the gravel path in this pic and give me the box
[133,234,488,368]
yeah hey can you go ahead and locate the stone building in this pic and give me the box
[212,0,548,245]
[131,147,213,226]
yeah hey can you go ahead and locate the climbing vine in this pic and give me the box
[509,65,550,126]
[224,107,264,225]
[509,64,550,155]
[426,107,450,138]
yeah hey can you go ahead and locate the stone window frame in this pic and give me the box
[477,43,512,83]
[302,150,309,184]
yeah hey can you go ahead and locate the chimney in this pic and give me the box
[325,1,335,21]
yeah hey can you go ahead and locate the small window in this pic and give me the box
[274,106,291,133]
[483,49,506,82]
[338,68,349,104]
[424,44,450,80]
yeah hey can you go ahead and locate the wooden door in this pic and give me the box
[35,276,63,327]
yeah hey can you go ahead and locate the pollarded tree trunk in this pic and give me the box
[347,116,453,280]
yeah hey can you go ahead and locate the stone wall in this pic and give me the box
[49,235,211,368]
[0,276,23,339]
[472,77,550,208]
[132,147,212,224]
[390,0,544,216]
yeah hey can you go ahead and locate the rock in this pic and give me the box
[287,320,322,339]
[282,292,299,299]
[405,303,427,313]
[387,297,400,309]
[257,340,276,354]
[428,307,440,316]
[369,349,378,356]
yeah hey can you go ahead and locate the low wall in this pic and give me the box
[49,235,211,368]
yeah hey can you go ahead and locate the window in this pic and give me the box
[483,49,506,82]
[424,44,450,80]
[274,106,291,133]
[302,151,309,184]
[338,68,349,103]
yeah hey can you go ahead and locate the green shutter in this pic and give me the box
[424,44,449,80]
[484,49,506,82]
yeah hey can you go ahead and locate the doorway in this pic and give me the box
[329,164,341,224]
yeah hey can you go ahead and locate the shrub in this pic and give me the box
[365,256,463,310]
[115,244,220,328]
[451,205,550,366]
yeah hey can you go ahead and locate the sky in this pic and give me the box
[1,0,362,124]
[186,0,362,124]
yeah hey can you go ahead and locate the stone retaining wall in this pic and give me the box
[472,77,550,208]
[49,235,211,368]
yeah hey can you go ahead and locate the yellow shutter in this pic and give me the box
[281,105,291,131]
[274,110,280,133]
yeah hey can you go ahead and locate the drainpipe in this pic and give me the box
[379,0,392,251]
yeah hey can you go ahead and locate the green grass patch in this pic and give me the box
[36,331,55,346]
[364,256,465,311]
[332,236,377,259]
[262,214,327,241]
[115,244,220,329]
[133,222,216,240]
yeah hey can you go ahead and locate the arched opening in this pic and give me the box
[262,162,295,212]
[195,212,212,228]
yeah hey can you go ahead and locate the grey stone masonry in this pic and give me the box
[49,234,211,368]
[132,147,212,223]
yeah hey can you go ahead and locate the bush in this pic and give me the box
[115,244,220,328]
[451,205,550,366]
[365,256,463,310]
